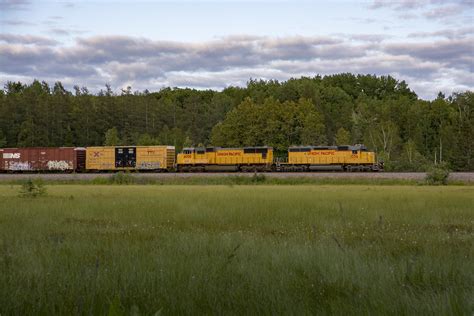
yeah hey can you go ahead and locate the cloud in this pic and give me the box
[0,44,55,75]
[0,19,35,26]
[423,4,465,19]
[49,28,87,36]
[396,13,419,20]
[0,34,472,99]
[0,33,59,45]
[49,28,70,36]
[0,0,30,10]
[369,0,471,22]
[344,17,379,24]
[369,0,427,10]
[369,0,470,10]
[384,38,474,70]
[345,34,391,43]
[408,27,474,39]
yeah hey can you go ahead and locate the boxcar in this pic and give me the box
[85,146,175,171]
[280,145,381,171]
[0,147,86,172]
[177,146,273,171]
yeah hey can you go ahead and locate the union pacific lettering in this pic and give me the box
[307,151,335,155]
[217,152,242,156]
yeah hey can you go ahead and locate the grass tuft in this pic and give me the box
[18,178,47,198]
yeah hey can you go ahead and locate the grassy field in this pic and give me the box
[0,185,473,315]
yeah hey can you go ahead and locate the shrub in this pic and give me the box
[385,159,426,172]
[19,179,47,197]
[425,163,450,185]
[110,171,136,185]
[251,173,266,184]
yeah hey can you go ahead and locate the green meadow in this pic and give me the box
[0,185,473,315]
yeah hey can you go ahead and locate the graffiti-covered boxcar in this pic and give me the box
[0,147,86,172]
[85,146,175,171]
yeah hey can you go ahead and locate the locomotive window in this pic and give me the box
[244,148,256,154]
[255,148,268,154]
[352,150,358,154]
[289,147,310,152]
[206,147,215,152]
[196,149,205,155]
[183,150,192,154]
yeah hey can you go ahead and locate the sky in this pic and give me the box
[0,0,473,99]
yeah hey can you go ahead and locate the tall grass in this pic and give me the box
[1,175,452,186]
[0,185,472,314]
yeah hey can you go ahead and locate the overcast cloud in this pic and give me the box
[0,0,472,99]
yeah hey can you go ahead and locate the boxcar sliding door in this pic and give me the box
[115,147,137,168]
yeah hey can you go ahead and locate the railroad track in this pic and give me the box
[0,172,473,182]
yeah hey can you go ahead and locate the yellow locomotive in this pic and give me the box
[279,144,380,171]
[86,146,175,171]
[177,146,273,171]
[176,144,381,172]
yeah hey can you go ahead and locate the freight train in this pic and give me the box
[0,145,383,173]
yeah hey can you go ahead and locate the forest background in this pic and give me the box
[0,73,472,171]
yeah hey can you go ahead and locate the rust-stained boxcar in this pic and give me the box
[0,147,86,172]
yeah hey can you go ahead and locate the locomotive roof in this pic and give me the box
[289,144,368,151]
[183,146,273,150]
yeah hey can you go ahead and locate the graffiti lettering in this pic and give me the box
[47,160,72,170]
[8,161,31,171]
[138,162,160,169]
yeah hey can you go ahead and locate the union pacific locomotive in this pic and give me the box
[0,144,382,172]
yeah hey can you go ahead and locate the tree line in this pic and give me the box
[0,74,472,171]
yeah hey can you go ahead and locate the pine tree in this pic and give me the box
[335,127,351,145]
[104,127,120,146]
[0,130,6,147]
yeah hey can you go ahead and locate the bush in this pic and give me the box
[110,172,136,185]
[19,179,47,197]
[251,173,266,184]
[425,163,450,185]
[384,160,426,172]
